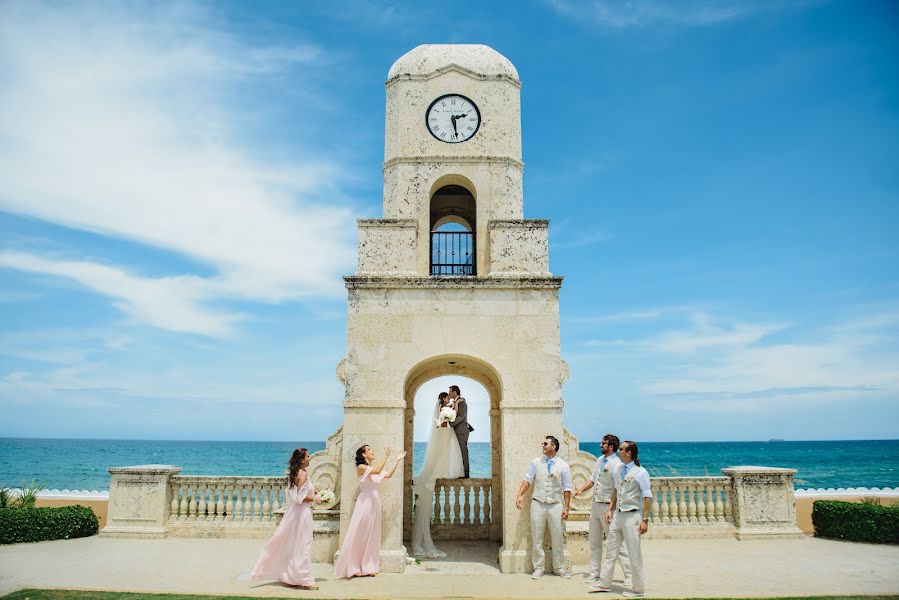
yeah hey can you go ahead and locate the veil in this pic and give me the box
[412,397,464,557]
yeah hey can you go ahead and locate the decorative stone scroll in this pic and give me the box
[307,426,343,512]
[562,427,600,514]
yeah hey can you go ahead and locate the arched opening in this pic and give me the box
[402,356,503,558]
[430,184,476,276]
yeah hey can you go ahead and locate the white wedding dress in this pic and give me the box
[411,400,465,558]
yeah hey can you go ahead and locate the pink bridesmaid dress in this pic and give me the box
[334,465,383,577]
[250,479,315,587]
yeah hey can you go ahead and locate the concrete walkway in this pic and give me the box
[1,536,897,599]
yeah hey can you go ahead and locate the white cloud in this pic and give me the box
[0,2,358,334]
[569,308,899,415]
[0,251,240,337]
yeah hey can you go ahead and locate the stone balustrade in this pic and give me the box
[168,476,289,523]
[100,462,803,568]
[431,478,492,539]
[649,476,733,525]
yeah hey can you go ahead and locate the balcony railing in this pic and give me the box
[431,231,475,276]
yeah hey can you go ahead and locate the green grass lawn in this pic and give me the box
[2,593,898,600]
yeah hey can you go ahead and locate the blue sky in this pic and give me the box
[1,0,897,443]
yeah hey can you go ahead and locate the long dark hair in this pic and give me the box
[438,391,449,408]
[624,440,641,466]
[355,445,370,466]
[288,448,309,487]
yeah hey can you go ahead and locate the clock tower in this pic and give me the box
[338,44,570,574]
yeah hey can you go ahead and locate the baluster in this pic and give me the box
[443,483,452,525]
[272,481,282,514]
[667,482,677,523]
[433,482,442,523]
[187,482,197,519]
[214,483,224,519]
[696,483,707,523]
[659,481,670,523]
[206,482,216,519]
[170,483,179,520]
[262,483,271,520]
[677,483,688,523]
[473,484,482,526]
[199,481,210,520]
[651,489,661,523]
[178,482,188,520]
[252,483,262,521]
[713,483,723,522]
[453,483,462,525]
[687,483,697,522]
[225,483,235,520]
[722,483,733,522]
[233,484,243,521]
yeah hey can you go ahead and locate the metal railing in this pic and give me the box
[431,231,475,276]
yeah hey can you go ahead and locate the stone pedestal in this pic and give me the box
[722,466,805,540]
[100,465,181,538]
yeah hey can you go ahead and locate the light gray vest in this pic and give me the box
[593,455,621,503]
[531,457,565,504]
[616,464,649,513]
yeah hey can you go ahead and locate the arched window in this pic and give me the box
[430,185,476,276]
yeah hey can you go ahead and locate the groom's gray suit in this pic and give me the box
[450,398,475,478]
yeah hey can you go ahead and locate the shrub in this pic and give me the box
[0,505,99,544]
[812,499,899,544]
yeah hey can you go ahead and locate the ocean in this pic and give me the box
[1,438,897,492]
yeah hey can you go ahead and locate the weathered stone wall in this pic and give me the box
[340,276,565,572]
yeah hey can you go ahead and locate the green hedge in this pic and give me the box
[0,505,99,544]
[812,500,899,544]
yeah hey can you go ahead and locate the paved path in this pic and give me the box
[1,536,897,598]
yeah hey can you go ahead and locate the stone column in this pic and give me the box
[722,466,805,540]
[100,465,182,538]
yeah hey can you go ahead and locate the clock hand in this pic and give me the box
[451,115,459,136]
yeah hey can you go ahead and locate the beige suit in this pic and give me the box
[598,463,651,594]
[525,456,570,575]
[589,454,631,582]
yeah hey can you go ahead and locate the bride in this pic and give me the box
[411,392,464,558]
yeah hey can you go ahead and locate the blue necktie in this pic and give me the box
[547,458,554,475]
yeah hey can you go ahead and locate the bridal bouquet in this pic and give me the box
[316,489,335,503]
[436,406,456,428]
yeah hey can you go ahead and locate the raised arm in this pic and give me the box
[382,451,407,479]
[370,446,392,475]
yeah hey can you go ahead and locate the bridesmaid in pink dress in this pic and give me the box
[334,444,406,578]
[251,448,323,590]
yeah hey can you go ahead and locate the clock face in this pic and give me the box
[426,94,481,143]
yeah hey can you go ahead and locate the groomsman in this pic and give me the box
[573,434,631,586]
[516,435,572,580]
[590,440,651,597]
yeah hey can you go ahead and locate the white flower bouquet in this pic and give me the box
[316,489,335,503]
[435,406,457,428]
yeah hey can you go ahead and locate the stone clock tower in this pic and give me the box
[336,44,577,574]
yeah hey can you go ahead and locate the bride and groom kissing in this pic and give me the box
[411,384,474,558]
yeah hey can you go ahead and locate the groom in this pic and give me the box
[447,384,474,478]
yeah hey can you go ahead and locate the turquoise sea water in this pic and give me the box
[1,438,897,491]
